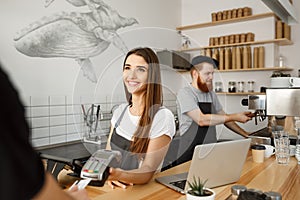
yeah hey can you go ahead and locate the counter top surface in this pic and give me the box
[60,151,300,200]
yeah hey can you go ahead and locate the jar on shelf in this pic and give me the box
[278,55,285,67]
[237,81,245,92]
[215,81,223,92]
[228,81,236,93]
[248,81,255,92]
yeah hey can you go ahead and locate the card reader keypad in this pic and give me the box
[83,157,107,173]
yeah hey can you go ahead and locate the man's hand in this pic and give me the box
[233,112,253,123]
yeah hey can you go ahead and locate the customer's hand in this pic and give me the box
[67,185,91,200]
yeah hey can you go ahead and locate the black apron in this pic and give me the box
[110,105,140,170]
[176,101,217,165]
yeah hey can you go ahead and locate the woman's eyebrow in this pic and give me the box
[137,65,147,69]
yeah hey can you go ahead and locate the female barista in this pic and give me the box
[106,47,175,189]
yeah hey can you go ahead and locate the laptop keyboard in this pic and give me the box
[170,180,187,190]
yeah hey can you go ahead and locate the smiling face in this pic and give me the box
[123,54,149,94]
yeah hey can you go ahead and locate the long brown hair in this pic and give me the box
[122,47,162,154]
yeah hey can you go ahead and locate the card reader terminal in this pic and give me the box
[80,149,121,185]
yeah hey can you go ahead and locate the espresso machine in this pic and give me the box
[242,88,300,145]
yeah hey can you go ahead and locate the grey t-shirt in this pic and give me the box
[177,85,223,135]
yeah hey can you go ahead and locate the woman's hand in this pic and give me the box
[107,180,133,189]
[107,168,133,189]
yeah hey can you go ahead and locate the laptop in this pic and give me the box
[155,138,251,194]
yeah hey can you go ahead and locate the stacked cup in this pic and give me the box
[272,131,290,165]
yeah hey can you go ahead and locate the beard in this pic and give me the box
[197,76,213,93]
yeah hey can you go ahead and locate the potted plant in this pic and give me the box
[186,177,216,200]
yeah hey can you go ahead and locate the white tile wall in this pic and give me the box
[26,94,177,148]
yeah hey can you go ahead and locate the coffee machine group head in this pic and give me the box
[242,94,266,125]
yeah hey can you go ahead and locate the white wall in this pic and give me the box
[180,0,300,139]
[0,0,182,147]
[0,0,182,104]
[1,0,299,143]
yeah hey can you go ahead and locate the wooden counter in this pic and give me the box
[61,152,300,200]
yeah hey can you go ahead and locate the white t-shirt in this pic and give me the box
[111,103,176,141]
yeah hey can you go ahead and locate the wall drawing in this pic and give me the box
[13,0,138,83]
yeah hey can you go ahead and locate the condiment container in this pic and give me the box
[283,22,291,40]
[228,81,236,93]
[276,20,283,39]
[222,10,227,20]
[242,46,249,69]
[237,8,243,18]
[231,47,237,69]
[258,46,265,68]
[219,48,225,70]
[225,48,231,70]
[238,81,245,92]
[232,9,237,18]
[248,81,255,92]
[236,47,242,69]
[215,82,223,92]
[253,47,259,68]
[264,191,282,200]
[205,48,212,57]
[217,11,223,21]
[211,13,217,22]
[230,185,247,200]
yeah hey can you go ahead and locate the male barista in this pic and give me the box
[176,55,253,164]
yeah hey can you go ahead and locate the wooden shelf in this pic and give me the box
[176,13,275,31]
[216,92,265,96]
[217,67,293,72]
[179,38,293,52]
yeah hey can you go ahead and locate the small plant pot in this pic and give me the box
[186,188,216,200]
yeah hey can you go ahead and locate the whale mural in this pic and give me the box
[14,0,138,83]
